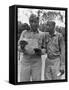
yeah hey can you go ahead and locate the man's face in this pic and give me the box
[46,21,55,34]
[29,15,39,32]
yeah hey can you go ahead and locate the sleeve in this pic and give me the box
[38,33,45,49]
[18,30,27,53]
[59,34,65,67]
[41,32,49,49]
[38,32,48,55]
[18,30,27,46]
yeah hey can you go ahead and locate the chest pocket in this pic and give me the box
[47,35,60,52]
[24,32,40,49]
[52,36,58,45]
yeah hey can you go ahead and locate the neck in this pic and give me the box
[30,28,38,33]
[49,31,54,37]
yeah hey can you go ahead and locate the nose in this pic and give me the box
[32,22,35,25]
[47,25,49,28]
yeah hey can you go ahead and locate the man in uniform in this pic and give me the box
[18,14,45,81]
[44,21,65,80]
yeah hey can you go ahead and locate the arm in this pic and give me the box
[39,33,48,54]
[18,30,26,45]
[18,30,27,53]
[41,32,49,54]
[18,30,35,55]
[59,34,65,70]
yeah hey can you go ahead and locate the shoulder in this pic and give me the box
[39,30,49,36]
[38,30,44,38]
[20,30,30,38]
[19,30,28,41]
[55,31,63,42]
[55,31,62,38]
[21,30,27,35]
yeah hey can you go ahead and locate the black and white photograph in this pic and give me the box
[17,6,67,83]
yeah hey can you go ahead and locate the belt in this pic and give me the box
[47,54,60,59]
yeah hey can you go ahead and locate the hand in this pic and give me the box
[60,65,65,70]
[20,40,28,50]
[60,65,65,76]
[41,49,46,54]
[25,48,35,55]
[18,45,25,53]
[34,48,41,55]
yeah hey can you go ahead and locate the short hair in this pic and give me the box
[46,21,55,27]
[29,14,39,23]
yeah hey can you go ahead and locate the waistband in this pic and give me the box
[23,53,41,58]
[47,54,60,59]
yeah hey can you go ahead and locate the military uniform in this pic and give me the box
[18,29,44,81]
[44,31,65,80]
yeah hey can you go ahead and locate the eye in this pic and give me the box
[30,20,33,23]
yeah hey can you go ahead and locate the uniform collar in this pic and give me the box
[49,31,56,37]
[30,28,39,33]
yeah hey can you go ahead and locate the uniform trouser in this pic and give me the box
[44,57,60,80]
[20,55,42,82]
